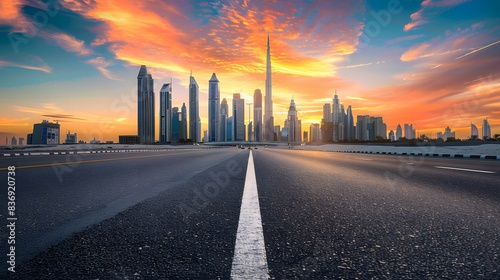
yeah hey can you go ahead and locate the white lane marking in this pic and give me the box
[435,166,496,174]
[231,150,269,280]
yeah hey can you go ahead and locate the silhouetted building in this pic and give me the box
[310,123,320,142]
[323,103,332,123]
[65,132,77,144]
[254,89,263,141]
[137,65,155,144]
[233,93,245,141]
[160,83,173,143]
[18,137,24,145]
[264,32,274,141]
[31,120,60,144]
[438,126,455,141]
[189,73,201,142]
[172,107,180,143]
[396,124,402,140]
[180,103,187,141]
[286,98,300,143]
[389,130,395,141]
[11,136,17,146]
[220,98,229,142]
[471,123,479,139]
[208,73,220,142]
[482,119,491,140]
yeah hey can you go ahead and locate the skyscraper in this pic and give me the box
[220,98,229,142]
[263,32,274,141]
[323,103,332,122]
[180,103,187,140]
[482,119,491,139]
[254,89,263,141]
[233,93,245,141]
[310,123,320,142]
[287,98,299,143]
[396,124,402,140]
[404,124,416,139]
[332,90,341,142]
[471,123,479,139]
[345,105,355,140]
[172,107,179,143]
[137,65,155,144]
[189,73,201,142]
[208,73,220,142]
[159,83,172,143]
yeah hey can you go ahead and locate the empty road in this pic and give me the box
[1,147,499,279]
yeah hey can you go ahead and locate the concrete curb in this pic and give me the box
[327,150,500,160]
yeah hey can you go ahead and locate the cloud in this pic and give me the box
[386,34,424,45]
[0,58,52,73]
[404,0,472,31]
[43,31,93,56]
[42,114,87,120]
[86,57,123,80]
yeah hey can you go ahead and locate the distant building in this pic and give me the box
[389,130,395,141]
[180,103,187,141]
[27,134,33,145]
[202,130,208,143]
[208,73,220,142]
[323,103,332,122]
[233,93,245,141]
[471,123,479,139]
[404,123,416,139]
[159,83,173,143]
[90,138,100,144]
[482,119,491,140]
[220,98,229,142]
[274,125,281,142]
[310,123,320,142]
[286,98,300,143]
[18,137,24,145]
[303,131,308,142]
[11,136,17,146]
[137,65,155,144]
[254,89,263,142]
[226,116,234,141]
[65,132,77,144]
[172,107,180,143]
[438,126,455,141]
[345,105,355,141]
[247,121,253,142]
[31,120,60,144]
[119,135,140,144]
[189,73,201,142]
[396,124,402,140]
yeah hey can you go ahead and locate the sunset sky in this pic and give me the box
[0,0,499,142]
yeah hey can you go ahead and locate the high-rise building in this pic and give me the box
[396,124,402,140]
[31,120,60,144]
[303,131,308,143]
[227,116,234,141]
[264,32,274,141]
[11,136,17,146]
[137,65,155,144]
[180,103,187,140]
[323,103,332,123]
[482,119,491,139]
[233,93,245,141]
[332,90,341,142]
[274,125,281,141]
[189,73,201,142]
[287,98,300,143]
[471,123,479,139]
[247,121,253,142]
[356,115,371,141]
[172,107,180,143]
[254,89,263,141]
[220,98,229,142]
[345,105,355,140]
[371,116,387,140]
[159,83,172,143]
[310,124,320,143]
[438,126,455,141]
[18,137,24,145]
[404,124,416,139]
[208,73,220,142]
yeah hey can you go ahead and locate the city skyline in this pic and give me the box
[1,1,499,141]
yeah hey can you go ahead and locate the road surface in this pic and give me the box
[1,147,499,279]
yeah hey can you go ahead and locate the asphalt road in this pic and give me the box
[0,147,499,279]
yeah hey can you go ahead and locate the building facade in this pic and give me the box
[208,73,220,142]
[189,73,201,142]
[159,83,172,143]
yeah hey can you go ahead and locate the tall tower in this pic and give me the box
[189,73,201,142]
[332,90,341,142]
[220,98,229,142]
[254,89,263,141]
[159,83,172,143]
[287,98,298,143]
[180,103,187,140]
[264,32,274,141]
[208,73,220,142]
[137,65,155,144]
[233,93,245,141]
